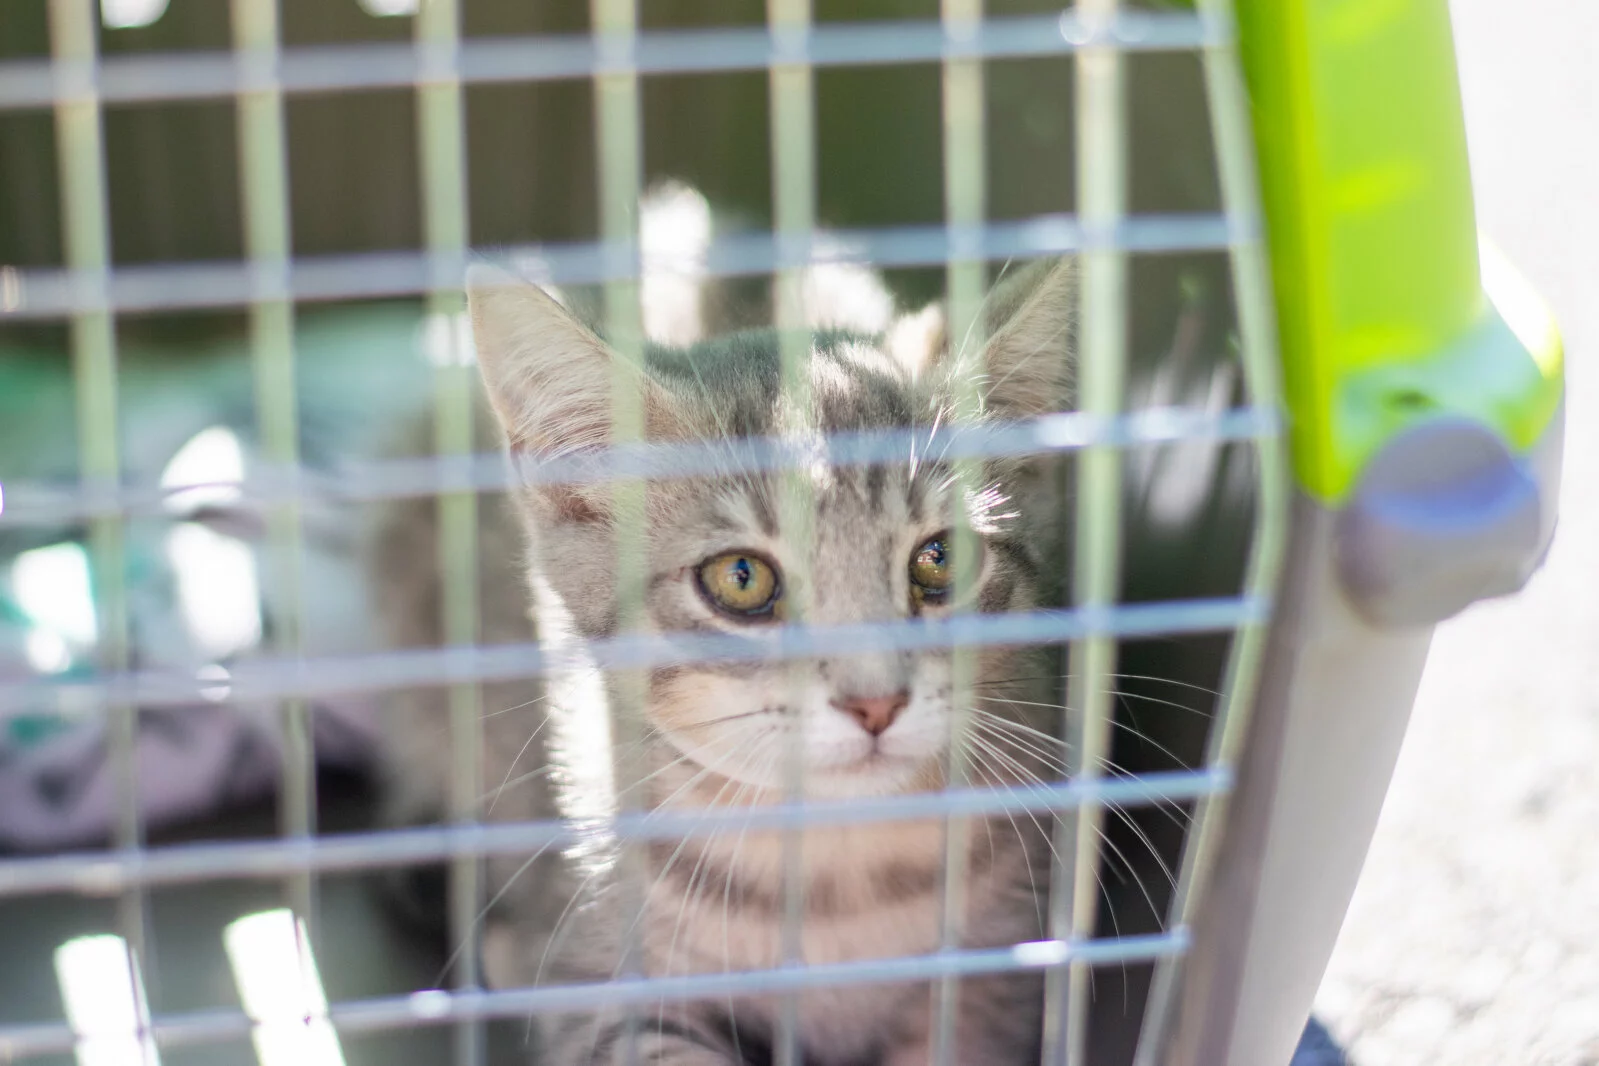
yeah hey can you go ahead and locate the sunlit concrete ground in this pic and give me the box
[1314,2,1599,1063]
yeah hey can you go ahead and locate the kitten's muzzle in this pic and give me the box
[830,690,909,736]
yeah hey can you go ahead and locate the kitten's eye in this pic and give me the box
[910,535,952,603]
[697,552,782,618]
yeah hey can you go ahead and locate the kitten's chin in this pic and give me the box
[679,747,940,799]
[803,753,943,799]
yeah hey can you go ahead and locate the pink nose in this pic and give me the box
[831,691,910,736]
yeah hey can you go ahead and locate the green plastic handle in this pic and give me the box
[1226,0,1564,503]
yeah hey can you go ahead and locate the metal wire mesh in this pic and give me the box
[0,1,1286,1064]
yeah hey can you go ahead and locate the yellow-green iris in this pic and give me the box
[697,552,781,617]
[910,535,952,602]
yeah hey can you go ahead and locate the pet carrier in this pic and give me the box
[0,0,1561,1065]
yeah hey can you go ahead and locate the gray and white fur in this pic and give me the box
[375,226,1077,1064]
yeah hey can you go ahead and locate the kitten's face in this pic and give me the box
[639,390,1032,798]
[468,260,1073,799]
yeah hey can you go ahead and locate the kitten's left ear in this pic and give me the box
[977,257,1075,418]
[887,258,1075,418]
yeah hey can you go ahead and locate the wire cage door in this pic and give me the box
[0,1,1290,1065]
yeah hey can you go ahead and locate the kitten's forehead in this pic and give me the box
[652,328,940,444]
[650,329,962,568]
[808,338,927,434]
[699,462,947,542]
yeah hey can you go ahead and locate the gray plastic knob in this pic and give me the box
[1334,415,1559,628]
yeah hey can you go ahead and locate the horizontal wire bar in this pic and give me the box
[0,929,1189,1058]
[0,597,1266,713]
[0,768,1225,898]
[0,406,1278,527]
[0,12,1215,113]
[0,213,1246,322]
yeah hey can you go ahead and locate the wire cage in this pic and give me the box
[0,0,1556,1064]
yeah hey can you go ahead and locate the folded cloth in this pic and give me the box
[0,697,378,852]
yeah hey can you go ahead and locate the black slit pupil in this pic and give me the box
[732,558,751,588]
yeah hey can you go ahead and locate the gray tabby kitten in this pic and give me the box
[378,255,1075,1065]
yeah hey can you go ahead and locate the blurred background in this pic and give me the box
[1315,1,1599,1063]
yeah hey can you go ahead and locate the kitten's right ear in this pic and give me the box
[466,264,688,459]
[467,263,614,457]
[467,265,695,524]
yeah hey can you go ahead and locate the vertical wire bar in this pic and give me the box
[413,3,482,1065]
[932,2,986,1063]
[48,0,154,1024]
[766,4,815,1064]
[1043,2,1127,1063]
[231,0,316,938]
[590,2,647,1061]
[1129,1,1289,1060]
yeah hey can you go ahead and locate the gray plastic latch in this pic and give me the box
[1335,417,1555,628]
